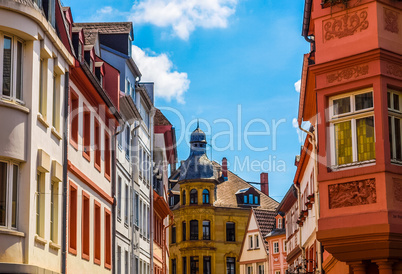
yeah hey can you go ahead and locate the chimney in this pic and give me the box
[222,157,228,180]
[260,172,269,196]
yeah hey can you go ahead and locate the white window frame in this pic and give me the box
[258,265,264,274]
[0,160,18,229]
[255,234,259,248]
[388,89,402,164]
[273,241,279,254]
[278,218,282,229]
[0,33,24,104]
[248,235,253,249]
[328,88,376,168]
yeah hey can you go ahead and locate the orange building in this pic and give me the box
[265,214,287,274]
[298,0,402,272]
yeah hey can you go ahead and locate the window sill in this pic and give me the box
[37,114,49,128]
[35,234,47,245]
[391,159,402,165]
[70,139,79,151]
[330,159,376,171]
[94,258,101,266]
[105,173,111,182]
[95,162,101,172]
[82,151,91,162]
[51,127,62,140]
[0,227,25,237]
[124,223,129,229]
[0,99,29,113]
[49,241,61,250]
[117,216,121,223]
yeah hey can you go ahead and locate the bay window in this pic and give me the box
[329,90,375,167]
[388,89,402,163]
[0,34,23,102]
[0,161,18,229]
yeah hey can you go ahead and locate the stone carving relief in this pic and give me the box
[324,9,369,41]
[393,178,402,203]
[327,65,369,83]
[386,63,402,79]
[384,8,399,34]
[328,178,376,209]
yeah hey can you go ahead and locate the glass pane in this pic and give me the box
[16,41,22,100]
[12,165,18,228]
[52,75,57,127]
[3,37,12,96]
[356,117,376,162]
[387,92,391,109]
[335,121,353,165]
[389,116,393,159]
[355,92,373,111]
[0,162,7,226]
[395,118,401,160]
[394,94,400,111]
[333,97,350,116]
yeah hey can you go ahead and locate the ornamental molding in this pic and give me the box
[328,178,376,209]
[323,9,369,41]
[385,63,402,79]
[384,7,399,34]
[326,64,369,83]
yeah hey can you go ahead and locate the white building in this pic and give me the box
[0,0,73,272]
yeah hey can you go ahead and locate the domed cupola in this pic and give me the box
[179,124,217,181]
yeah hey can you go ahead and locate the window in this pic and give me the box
[190,189,198,204]
[226,257,235,274]
[171,259,177,274]
[226,222,235,242]
[94,201,101,265]
[82,105,91,160]
[254,195,259,205]
[69,182,78,254]
[36,172,45,237]
[140,200,143,235]
[117,246,121,274]
[182,190,186,205]
[70,91,79,146]
[202,189,209,204]
[190,257,199,274]
[182,221,186,241]
[50,181,58,243]
[0,162,18,228]
[255,234,259,248]
[275,271,281,274]
[249,235,253,249]
[171,225,176,243]
[258,265,264,274]
[39,57,48,118]
[247,266,252,274]
[105,209,112,269]
[94,119,101,169]
[147,206,150,239]
[202,220,210,240]
[249,194,253,204]
[82,191,90,260]
[330,90,375,167]
[135,192,139,226]
[183,257,187,274]
[203,256,211,274]
[190,220,198,240]
[388,89,402,162]
[278,218,282,229]
[283,240,287,252]
[273,241,279,254]
[139,146,143,178]
[244,195,248,204]
[105,132,111,179]
[140,101,150,129]
[1,35,23,102]
[52,72,61,132]
[125,125,130,159]
[125,184,129,225]
[117,176,122,220]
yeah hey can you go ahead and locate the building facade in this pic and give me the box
[299,0,402,272]
[0,0,73,272]
[238,208,276,274]
[168,126,278,274]
[265,215,287,274]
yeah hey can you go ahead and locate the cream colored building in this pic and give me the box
[0,0,73,272]
[239,209,276,274]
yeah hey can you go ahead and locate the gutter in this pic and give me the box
[302,0,314,43]
[61,72,69,274]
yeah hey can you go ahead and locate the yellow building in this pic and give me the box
[168,126,278,274]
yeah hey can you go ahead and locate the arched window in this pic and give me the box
[190,220,198,240]
[202,189,209,204]
[203,220,210,240]
[182,190,186,205]
[190,189,198,204]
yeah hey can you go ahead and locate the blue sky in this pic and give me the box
[65,0,309,201]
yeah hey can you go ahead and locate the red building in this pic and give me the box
[299,0,402,272]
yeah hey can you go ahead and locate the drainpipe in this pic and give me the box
[298,124,322,273]
[150,107,156,274]
[163,216,175,274]
[61,72,69,274]
[113,124,125,274]
[293,182,304,271]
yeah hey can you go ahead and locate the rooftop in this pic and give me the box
[74,22,133,34]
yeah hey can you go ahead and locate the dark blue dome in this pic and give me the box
[190,127,206,143]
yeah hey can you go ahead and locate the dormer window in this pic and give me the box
[236,187,260,206]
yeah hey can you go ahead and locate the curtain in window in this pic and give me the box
[335,121,353,165]
[356,117,376,161]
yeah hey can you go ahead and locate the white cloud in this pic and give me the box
[89,6,125,22]
[292,118,299,129]
[128,0,237,40]
[132,45,190,103]
[294,79,301,93]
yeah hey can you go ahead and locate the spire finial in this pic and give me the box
[197,119,199,129]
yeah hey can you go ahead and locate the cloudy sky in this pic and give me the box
[65,0,309,201]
